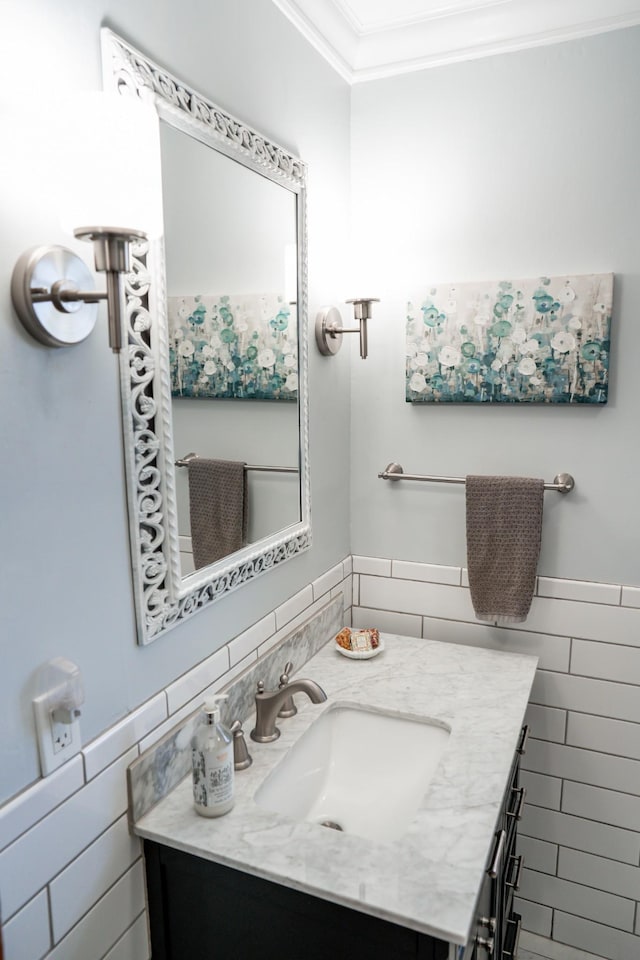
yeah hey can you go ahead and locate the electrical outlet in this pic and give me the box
[33,694,81,776]
[52,715,74,753]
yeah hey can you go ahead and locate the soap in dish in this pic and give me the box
[335,628,383,660]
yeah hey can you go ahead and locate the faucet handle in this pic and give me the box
[277,661,297,718]
[230,719,253,770]
[279,661,294,685]
[256,679,265,694]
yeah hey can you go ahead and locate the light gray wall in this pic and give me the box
[0,0,351,804]
[349,28,640,587]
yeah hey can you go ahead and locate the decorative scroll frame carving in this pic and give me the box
[101,29,311,645]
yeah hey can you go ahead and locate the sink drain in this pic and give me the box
[319,820,343,831]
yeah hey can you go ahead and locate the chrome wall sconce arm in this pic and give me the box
[11,226,147,354]
[315,297,380,359]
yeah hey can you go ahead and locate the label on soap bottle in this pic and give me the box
[192,742,234,815]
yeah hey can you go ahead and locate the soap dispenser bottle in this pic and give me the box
[191,694,235,818]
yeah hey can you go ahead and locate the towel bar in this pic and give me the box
[175,453,297,474]
[378,463,574,494]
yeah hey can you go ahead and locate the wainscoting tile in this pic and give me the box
[525,703,567,743]
[522,738,640,796]
[521,769,562,809]
[558,847,640,899]
[2,889,50,960]
[0,754,84,852]
[83,694,167,781]
[553,911,640,960]
[517,834,558,874]
[561,780,640,833]
[391,559,461,585]
[274,585,314,629]
[514,897,553,938]
[531,671,640,725]
[0,748,135,920]
[103,913,150,960]
[351,606,422,637]
[566,712,640,761]
[621,586,640,608]
[421,616,569,672]
[520,930,608,960]
[227,613,276,667]
[519,804,640,865]
[342,556,353,577]
[517,868,634,930]
[46,861,145,960]
[352,556,392,576]
[571,639,640,684]
[49,814,141,941]
[537,578,621,605]
[165,647,229,715]
[522,596,640,647]
[360,575,470,620]
[312,562,344,600]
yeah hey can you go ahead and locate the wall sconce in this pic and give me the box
[10,93,162,354]
[315,298,380,359]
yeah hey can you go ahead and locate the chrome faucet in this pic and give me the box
[250,677,327,742]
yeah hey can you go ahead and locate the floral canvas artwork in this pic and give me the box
[406,274,613,404]
[168,294,298,400]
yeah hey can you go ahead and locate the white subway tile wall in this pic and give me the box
[351,557,640,957]
[0,560,353,960]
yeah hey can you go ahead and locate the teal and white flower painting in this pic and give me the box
[406,274,613,404]
[168,294,297,400]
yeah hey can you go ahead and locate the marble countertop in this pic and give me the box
[134,634,537,945]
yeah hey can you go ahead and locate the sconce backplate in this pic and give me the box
[315,306,343,356]
[11,245,98,348]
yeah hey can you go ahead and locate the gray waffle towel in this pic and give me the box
[188,459,248,570]
[465,475,544,625]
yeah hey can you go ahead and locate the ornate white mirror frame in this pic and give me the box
[101,29,311,645]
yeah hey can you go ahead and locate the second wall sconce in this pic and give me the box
[315,298,380,359]
[10,93,162,355]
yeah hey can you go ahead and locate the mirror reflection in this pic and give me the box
[159,122,301,576]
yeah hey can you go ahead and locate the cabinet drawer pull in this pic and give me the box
[503,916,522,959]
[517,725,529,755]
[475,934,494,956]
[506,786,526,821]
[506,854,524,891]
[487,829,506,879]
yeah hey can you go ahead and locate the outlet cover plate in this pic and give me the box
[33,694,81,776]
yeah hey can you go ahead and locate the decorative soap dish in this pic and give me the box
[335,628,383,660]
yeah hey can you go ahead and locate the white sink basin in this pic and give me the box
[254,703,450,843]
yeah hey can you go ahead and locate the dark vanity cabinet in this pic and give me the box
[143,726,527,960]
[464,723,527,960]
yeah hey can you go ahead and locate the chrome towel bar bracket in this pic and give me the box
[378,463,575,494]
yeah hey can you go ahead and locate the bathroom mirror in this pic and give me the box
[102,29,310,644]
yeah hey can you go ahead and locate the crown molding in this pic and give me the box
[272,0,640,83]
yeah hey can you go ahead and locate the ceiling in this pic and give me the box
[271,0,640,82]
